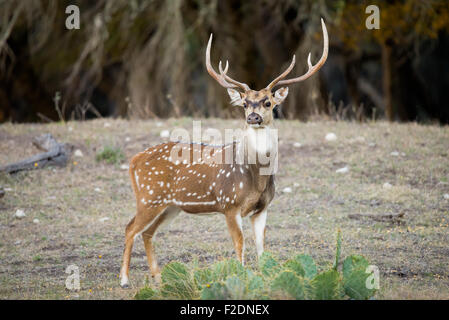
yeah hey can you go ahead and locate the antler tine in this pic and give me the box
[219,60,250,91]
[206,34,236,88]
[269,18,329,89]
[265,55,296,90]
[206,34,250,91]
[219,60,229,75]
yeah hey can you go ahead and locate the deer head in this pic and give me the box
[206,18,328,128]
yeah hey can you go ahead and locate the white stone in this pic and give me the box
[104,122,111,127]
[325,133,337,141]
[120,164,129,170]
[383,182,392,189]
[390,151,399,156]
[94,187,102,192]
[156,122,163,127]
[293,182,300,187]
[14,209,26,219]
[160,130,170,138]
[68,126,73,132]
[74,149,84,157]
[33,219,40,224]
[99,217,110,222]
[336,166,349,174]
[125,137,131,142]
[293,142,302,148]
[282,187,293,193]
[443,194,449,200]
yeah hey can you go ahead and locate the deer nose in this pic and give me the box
[247,112,262,125]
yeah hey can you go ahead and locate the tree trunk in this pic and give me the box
[381,41,394,121]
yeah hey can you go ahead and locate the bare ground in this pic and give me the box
[0,118,448,299]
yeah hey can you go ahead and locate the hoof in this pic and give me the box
[153,274,161,285]
[120,283,130,289]
[120,275,130,288]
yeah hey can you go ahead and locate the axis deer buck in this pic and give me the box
[119,19,328,288]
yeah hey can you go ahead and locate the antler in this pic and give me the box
[206,34,250,91]
[266,18,329,90]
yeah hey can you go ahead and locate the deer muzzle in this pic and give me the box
[247,112,263,126]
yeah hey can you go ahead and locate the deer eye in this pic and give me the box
[243,103,247,108]
[265,101,271,108]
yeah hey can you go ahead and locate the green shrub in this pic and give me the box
[135,287,157,300]
[160,262,197,299]
[135,231,377,300]
[292,254,317,279]
[95,146,125,164]
[211,258,246,282]
[310,270,343,300]
[200,282,229,300]
[258,252,280,277]
[342,255,376,300]
[271,271,305,299]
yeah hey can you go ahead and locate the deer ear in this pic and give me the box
[227,89,244,106]
[273,87,289,105]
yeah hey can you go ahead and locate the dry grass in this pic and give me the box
[0,118,448,299]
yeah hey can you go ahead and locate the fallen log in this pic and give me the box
[348,212,405,222]
[0,133,72,174]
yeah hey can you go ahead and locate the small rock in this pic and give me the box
[355,136,365,142]
[156,122,163,127]
[336,166,349,174]
[5,187,13,192]
[33,219,40,224]
[282,187,293,193]
[104,122,111,128]
[14,209,26,219]
[160,130,170,138]
[125,137,131,142]
[15,240,21,245]
[443,194,449,200]
[383,182,392,189]
[293,182,300,187]
[68,126,73,132]
[390,151,399,156]
[325,133,337,141]
[94,187,102,192]
[368,142,376,147]
[74,149,84,157]
[293,142,302,148]
[99,217,110,222]
[120,164,129,170]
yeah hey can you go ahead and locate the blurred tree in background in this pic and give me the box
[0,0,448,123]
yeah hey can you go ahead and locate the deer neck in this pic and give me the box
[236,124,278,191]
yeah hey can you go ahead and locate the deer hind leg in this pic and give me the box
[250,209,267,258]
[119,205,167,288]
[141,206,181,284]
[225,211,245,265]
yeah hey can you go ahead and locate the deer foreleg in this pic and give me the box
[225,212,245,265]
[250,209,267,258]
